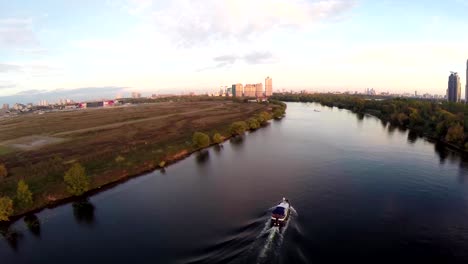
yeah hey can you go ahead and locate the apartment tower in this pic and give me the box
[255,83,263,98]
[466,60,468,103]
[448,72,461,103]
[265,77,272,97]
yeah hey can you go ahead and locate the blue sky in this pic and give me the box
[1,0,468,104]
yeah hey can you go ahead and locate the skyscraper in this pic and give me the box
[447,72,461,103]
[466,59,468,103]
[265,77,272,97]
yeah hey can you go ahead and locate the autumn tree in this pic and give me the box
[229,121,248,136]
[16,180,33,209]
[0,164,7,179]
[246,118,260,130]
[445,124,465,145]
[192,132,210,149]
[212,133,223,144]
[64,163,90,196]
[0,196,13,221]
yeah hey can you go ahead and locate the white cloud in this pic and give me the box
[129,0,357,46]
[0,18,39,47]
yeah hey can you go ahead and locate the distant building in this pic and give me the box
[232,83,243,97]
[132,92,141,98]
[244,84,256,97]
[448,72,461,102]
[265,77,272,97]
[255,83,263,98]
[466,60,468,103]
[79,100,114,109]
[2,104,9,110]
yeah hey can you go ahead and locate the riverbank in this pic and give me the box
[0,98,286,221]
[272,94,468,154]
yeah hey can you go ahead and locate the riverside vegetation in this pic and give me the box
[0,98,286,221]
[273,93,468,151]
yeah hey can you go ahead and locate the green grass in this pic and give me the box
[0,146,13,156]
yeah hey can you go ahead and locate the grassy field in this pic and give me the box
[0,98,278,216]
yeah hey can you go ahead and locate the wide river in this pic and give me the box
[2,102,468,263]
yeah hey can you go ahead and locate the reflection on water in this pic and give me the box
[72,199,95,226]
[24,214,41,237]
[407,130,419,144]
[229,136,244,149]
[0,223,22,251]
[356,113,364,122]
[213,144,223,155]
[195,150,210,165]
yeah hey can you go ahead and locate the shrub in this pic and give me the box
[260,111,273,121]
[0,164,7,178]
[115,155,125,163]
[229,121,248,136]
[273,108,285,119]
[192,132,210,148]
[16,180,33,209]
[246,118,260,130]
[64,163,90,196]
[0,196,13,221]
[159,161,166,168]
[212,133,223,144]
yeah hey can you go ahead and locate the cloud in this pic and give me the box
[0,86,128,105]
[199,51,276,71]
[0,84,16,90]
[136,0,357,46]
[0,18,39,47]
[243,51,275,64]
[0,63,21,72]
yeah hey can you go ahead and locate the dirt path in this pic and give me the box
[53,104,224,137]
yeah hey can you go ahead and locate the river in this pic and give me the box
[1,102,468,264]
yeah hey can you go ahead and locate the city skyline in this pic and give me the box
[1,1,468,104]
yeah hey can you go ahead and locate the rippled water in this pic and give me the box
[1,102,468,264]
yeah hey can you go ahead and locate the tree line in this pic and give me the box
[0,162,90,221]
[272,93,468,150]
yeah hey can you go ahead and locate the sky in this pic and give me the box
[1,0,468,104]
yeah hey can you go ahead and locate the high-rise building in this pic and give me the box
[265,77,272,97]
[448,72,461,103]
[244,84,256,97]
[232,83,243,97]
[465,59,468,103]
[255,83,263,98]
[132,92,141,98]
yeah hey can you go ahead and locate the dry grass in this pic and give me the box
[0,99,271,215]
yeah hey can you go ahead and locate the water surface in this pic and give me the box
[1,102,468,264]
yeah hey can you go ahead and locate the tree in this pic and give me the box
[259,111,273,122]
[273,108,285,119]
[16,180,33,209]
[212,133,223,144]
[0,196,13,221]
[0,164,7,179]
[246,118,260,130]
[64,163,90,196]
[192,132,210,148]
[229,121,247,136]
[445,124,464,145]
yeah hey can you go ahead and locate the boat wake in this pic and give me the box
[182,206,298,264]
